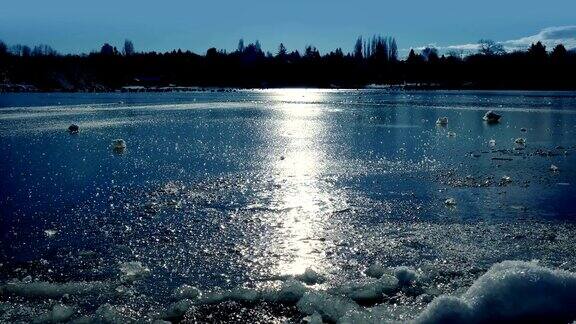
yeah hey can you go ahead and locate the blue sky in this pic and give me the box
[0,0,575,55]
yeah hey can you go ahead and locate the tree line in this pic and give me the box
[0,37,574,91]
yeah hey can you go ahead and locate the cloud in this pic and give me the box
[404,26,576,56]
[501,25,576,50]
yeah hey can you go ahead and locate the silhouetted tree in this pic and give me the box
[277,43,287,58]
[31,44,57,56]
[0,37,575,91]
[422,47,439,62]
[100,43,114,56]
[237,39,245,53]
[354,36,363,59]
[406,49,423,63]
[206,47,218,59]
[528,41,547,58]
[123,39,135,56]
[0,40,7,56]
[21,45,31,57]
[551,44,567,60]
[478,39,505,56]
[304,45,320,59]
[389,38,398,61]
[446,49,463,60]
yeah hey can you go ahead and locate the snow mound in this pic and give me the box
[415,261,576,323]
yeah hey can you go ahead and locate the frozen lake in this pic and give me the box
[1,89,576,323]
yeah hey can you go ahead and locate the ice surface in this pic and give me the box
[1,280,109,298]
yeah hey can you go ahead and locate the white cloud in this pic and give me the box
[404,26,576,56]
[501,25,576,50]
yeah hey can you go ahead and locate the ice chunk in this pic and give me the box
[297,291,360,323]
[514,138,526,145]
[483,110,502,123]
[550,164,559,172]
[296,268,326,285]
[444,198,457,206]
[44,229,58,237]
[500,176,512,185]
[394,266,418,286]
[303,311,323,324]
[435,117,448,126]
[119,261,150,282]
[262,279,308,304]
[332,275,399,303]
[68,124,79,134]
[171,284,201,301]
[163,299,194,321]
[112,139,127,153]
[415,261,576,323]
[93,303,133,323]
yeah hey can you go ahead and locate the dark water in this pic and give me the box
[1,90,576,322]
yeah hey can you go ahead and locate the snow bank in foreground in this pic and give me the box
[415,261,576,323]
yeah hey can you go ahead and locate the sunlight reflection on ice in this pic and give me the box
[265,89,334,275]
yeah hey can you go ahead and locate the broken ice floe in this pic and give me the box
[112,139,127,153]
[435,117,448,126]
[483,110,502,123]
[444,198,457,206]
[67,124,79,134]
